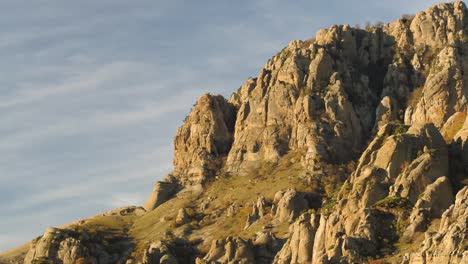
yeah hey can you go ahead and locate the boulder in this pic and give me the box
[23,227,131,264]
[273,189,308,223]
[273,213,320,264]
[142,241,178,264]
[199,237,255,264]
[144,181,180,211]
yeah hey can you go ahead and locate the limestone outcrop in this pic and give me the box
[141,241,178,264]
[23,227,132,264]
[404,186,468,264]
[198,233,281,264]
[245,197,267,229]
[225,26,393,173]
[198,237,255,264]
[410,1,467,47]
[144,181,180,211]
[406,46,467,128]
[273,213,320,264]
[308,123,451,263]
[173,94,236,185]
[2,2,468,264]
[272,189,308,223]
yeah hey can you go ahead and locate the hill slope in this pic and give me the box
[1,1,467,264]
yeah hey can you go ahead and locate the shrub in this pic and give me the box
[373,196,412,209]
[401,14,415,25]
[391,219,409,238]
[417,192,425,200]
[426,148,438,157]
[32,257,51,264]
[393,123,408,135]
[375,21,384,28]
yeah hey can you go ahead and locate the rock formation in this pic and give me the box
[141,241,178,264]
[273,213,320,264]
[23,227,132,264]
[2,2,468,264]
[173,94,236,185]
[272,189,308,223]
[198,237,255,264]
[404,186,468,264]
[245,197,267,229]
[144,181,180,211]
[198,233,281,264]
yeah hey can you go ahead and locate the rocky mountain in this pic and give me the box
[1,1,467,264]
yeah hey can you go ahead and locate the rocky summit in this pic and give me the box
[1,1,468,264]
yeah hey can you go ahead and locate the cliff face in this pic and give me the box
[169,0,467,182]
[2,2,468,264]
[172,94,236,185]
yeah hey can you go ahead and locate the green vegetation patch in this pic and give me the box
[372,196,412,210]
[392,123,409,135]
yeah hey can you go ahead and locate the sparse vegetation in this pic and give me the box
[373,196,412,210]
[427,148,439,156]
[3,3,467,264]
[392,122,409,135]
[401,14,415,25]
[32,257,51,264]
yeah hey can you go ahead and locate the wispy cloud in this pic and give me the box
[0,62,143,108]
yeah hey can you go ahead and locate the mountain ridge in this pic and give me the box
[1,1,467,263]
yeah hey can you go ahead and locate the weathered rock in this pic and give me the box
[374,95,399,133]
[273,213,320,264]
[175,208,190,226]
[307,122,451,263]
[144,181,180,211]
[441,111,467,142]
[101,206,146,217]
[323,73,363,161]
[253,232,281,264]
[226,202,238,217]
[403,176,454,239]
[410,1,467,47]
[407,46,467,128]
[404,186,468,264]
[387,124,448,201]
[225,24,397,173]
[173,94,236,185]
[245,197,267,229]
[413,176,454,217]
[142,241,178,264]
[199,237,255,264]
[273,189,308,223]
[23,227,131,264]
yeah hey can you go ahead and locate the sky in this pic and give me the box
[0,0,446,251]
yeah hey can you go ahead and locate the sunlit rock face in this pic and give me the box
[2,2,468,264]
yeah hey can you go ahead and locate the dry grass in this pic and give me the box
[4,150,344,261]
[128,150,312,255]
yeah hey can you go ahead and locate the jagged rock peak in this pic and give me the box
[2,2,468,264]
[172,93,236,185]
[164,0,468,180]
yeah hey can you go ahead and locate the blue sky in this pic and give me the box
[0,0,445,251]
